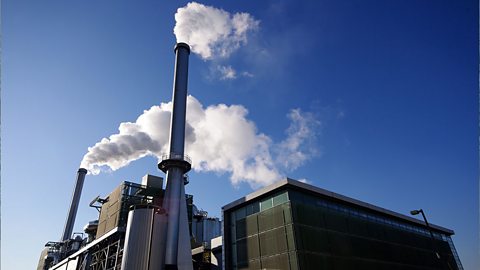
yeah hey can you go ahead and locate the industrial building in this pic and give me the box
[39,174,464,270]
[37,174,222,270]
[37,41,463,270]
[222,178,463,270]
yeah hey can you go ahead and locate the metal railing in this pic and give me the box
[161,153,192,164]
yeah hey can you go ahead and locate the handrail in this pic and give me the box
[160,153,192,164]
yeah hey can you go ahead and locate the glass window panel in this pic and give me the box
[324,212,348,233]
[350,236,371,258]
[368,222,386,241]
[232,243,237,267]
[300,253,332,269]
[293,224,329,253]
[236,218,247,239]
[236,239,248,263]
[231,218,237,241]
[293,203,324,227]
[236,207,246,220]
[328,232,352,256]
[246,202,260,216]
[273,192,288,206]
[246,205,253,216]
[303,194,316,206]
[252,202,260,214]
[348,217,368,237]
[333,257,356,269]
[260,197,273,211]
[287,190,302,203]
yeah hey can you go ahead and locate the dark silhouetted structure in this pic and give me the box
[223,178,463,270]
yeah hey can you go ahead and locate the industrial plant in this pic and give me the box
[37,43,463,270]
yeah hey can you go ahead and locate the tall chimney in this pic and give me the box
[61,168,87,241]
[158,42,192,270]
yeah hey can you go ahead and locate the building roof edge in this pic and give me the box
[222,178,455,235]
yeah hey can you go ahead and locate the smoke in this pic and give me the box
[174,2,259,60]
[80,96,319,188]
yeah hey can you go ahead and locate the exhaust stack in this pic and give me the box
[158,42,192,269]
[61,168,87,241]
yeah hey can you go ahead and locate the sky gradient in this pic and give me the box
[2,1,478,269]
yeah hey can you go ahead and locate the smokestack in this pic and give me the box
[61,168,87,241]
[158,42,192,269]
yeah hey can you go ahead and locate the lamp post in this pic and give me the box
[410,209,451,269]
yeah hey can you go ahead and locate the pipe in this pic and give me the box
[159,42,191,269]
[61,168,87,241]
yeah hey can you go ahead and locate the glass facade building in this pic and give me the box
[222,179,463,270]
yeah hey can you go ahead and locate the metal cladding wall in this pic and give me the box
[223,186,463,270]
[96,181,156,239]
[289,193,462,270]
[121,206,155,270]
[96,184,124,238]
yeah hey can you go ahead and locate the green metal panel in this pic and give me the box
[245,214,258,237]
[260,253,289,270]
[237,259,260,270]
[236,235,260,263]
[258,205,284,232]
[259,227,288,256]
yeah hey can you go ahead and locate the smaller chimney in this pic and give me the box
[61,168,87,241]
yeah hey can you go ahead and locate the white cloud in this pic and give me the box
[297,178,310,184]
[218,65,237,80]
[276,109,320,170]
[174,2,259,60]
[241,71,254,78]
[80,96,319,188]
[213,65,255,81]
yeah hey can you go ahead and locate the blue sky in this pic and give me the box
[2,0,478,269]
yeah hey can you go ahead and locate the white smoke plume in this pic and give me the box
[80,96,319,188]
[174,2,259,60]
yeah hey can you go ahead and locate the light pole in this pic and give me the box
[410,209,451,269]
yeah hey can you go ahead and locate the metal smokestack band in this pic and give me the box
[158,42,192,269]
[61,168,87,241]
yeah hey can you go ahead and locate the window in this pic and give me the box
[260,197,273,211]
[273,192,289,206]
